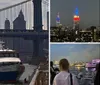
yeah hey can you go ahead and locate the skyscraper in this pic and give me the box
[73,8,81,41]
[56,12,60,27]
[13,10,26,30]
[73,8,80,30]
[5,18,10,30]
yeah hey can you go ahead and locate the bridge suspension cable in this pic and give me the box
[0,0,31,12]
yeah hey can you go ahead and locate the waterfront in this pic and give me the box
[53,65,95,85]
[0,64,37,85]
[0,62,49,85]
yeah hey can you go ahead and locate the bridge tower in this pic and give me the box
[33,0,42,31]
[32,0,44,57]
[0,0,48,58]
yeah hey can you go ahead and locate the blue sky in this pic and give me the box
[50,44,100,63]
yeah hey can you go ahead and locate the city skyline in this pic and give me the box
[51,0,99,28]
[50,44,100,63]
[0,0,48,30]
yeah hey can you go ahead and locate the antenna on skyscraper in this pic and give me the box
[75,7,79,16]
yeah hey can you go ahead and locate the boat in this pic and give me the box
[0,41,25,82]
[85,59,100,71]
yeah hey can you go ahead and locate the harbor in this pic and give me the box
[0,63,48,85]
[0,41,48,85]
[52,64,96,85]
[50,44,100,85]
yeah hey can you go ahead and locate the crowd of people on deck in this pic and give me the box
[50,58,100,85]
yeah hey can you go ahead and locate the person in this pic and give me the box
[50,61,56,85]
[55,67,60,74]
[53,58,79,85]
[94,63,100,85]
[77,72,83,79]
[24,78,27,83]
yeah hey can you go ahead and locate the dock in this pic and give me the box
[29,63,49,85]
[0,64,37,85]
[0,62,49,85]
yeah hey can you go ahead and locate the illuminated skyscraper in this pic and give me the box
[56,12,60,27]
[73,8,81,41]
[73,8,80,29]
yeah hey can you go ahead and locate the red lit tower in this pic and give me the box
[73,8,81,41]
[73,8,80,30]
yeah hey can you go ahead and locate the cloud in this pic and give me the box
[68,44,100,62]
[51,44,100,63]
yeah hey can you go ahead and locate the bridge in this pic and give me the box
[0,0,49,57]
[0,29,48,39]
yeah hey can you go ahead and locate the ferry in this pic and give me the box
[85,59,100,71]
[0,41,25,82]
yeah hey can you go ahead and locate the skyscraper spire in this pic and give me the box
[75,7,79,16]
[73,8,80,21]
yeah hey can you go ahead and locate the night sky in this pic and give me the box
[50,44,100,63]
[51,0,99,28]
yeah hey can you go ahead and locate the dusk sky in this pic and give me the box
[50,44,100,63]
[51,0,99,28]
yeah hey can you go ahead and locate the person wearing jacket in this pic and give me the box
[53,58,79,85]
